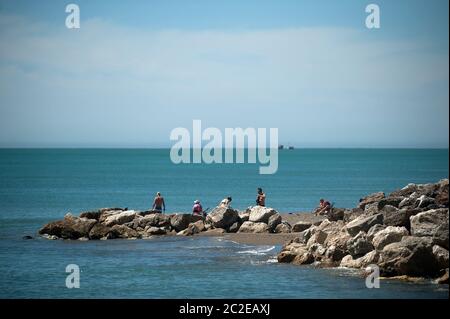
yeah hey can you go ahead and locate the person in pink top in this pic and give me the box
[192,200,203,216]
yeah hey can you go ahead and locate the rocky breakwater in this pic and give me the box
[39,205,293,240]
[277,179,449,284]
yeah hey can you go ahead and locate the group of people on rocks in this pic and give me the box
[151,188,332,217]
[151,188,267,217]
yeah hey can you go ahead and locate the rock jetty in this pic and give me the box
[38,205,288,241]
[278,179,449,283]
[39,179,449,283]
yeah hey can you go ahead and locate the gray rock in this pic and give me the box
[206,207,239,229]
[137,213,171,228]
[238,211,250,222]
[398,197,415,209]
[104,210,137,227]
[292,221,312,233]
[437,268,449,284]
[176,220,205,236]
[358,191,385,209]
[364,202,380,215]
[343,208,365,223]
[146,227,167,235]
[306,230,327,248]
[379,236,440,277]
[248,206,278,223]
[267,213,282,232]
[346,231,374,257]
[110,224,139,239]
[170,214,204,232]
[383,207,421,229]
[89,223,112,239]
[410,208,449,249]
[237,221,269,233]
[340,250,380,269]
[377,197,404,210]
[39,214,97,239]
[327,208,345,221]
[345,213,384,237]
[415,195,436,209]
[79,210,102,220]
[432,245,449,270]
[372,226,409,251]
[367,224,387,242]
[389,183,418,198]
[274,221,292,233]
[228,221,242,233]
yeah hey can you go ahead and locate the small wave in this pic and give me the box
[184,245,226,250]
[237,246,275,255]
[265,257,278,264]
[249,257,279,265]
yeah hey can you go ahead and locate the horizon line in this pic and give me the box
[0,146,448,150]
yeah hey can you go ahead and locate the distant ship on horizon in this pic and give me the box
[278,145,295,150]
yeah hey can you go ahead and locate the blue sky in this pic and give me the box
[0,0,448,147]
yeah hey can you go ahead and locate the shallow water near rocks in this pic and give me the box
[0,235,447,298]
[0,149,448,298]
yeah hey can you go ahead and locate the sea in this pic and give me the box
[0,148,448,298]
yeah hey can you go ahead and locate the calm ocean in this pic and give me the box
[0,148,448,298]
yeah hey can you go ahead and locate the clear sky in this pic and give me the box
[0,0,448,147]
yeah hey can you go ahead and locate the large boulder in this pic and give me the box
[377,197,404,210]
[345,213,384,237]
[228,221,242,233]
[277,242,314,265]
[39,214,97,239]
[306,230,328,248]
[383,207,421,230]
[237,221,269,233]
[415,195,437,209]
[145,226,167,236]
[170,214,204,232]
[435,179,449,207]
[206,207,239,229]
[98,208,127,223]
[275,221,292,233]
[340,250,380,269]
[238,211,250,222]
[248,206,277,223]
[372,226,409,251]
[358,192,385,209]
[104,210,137,227]
[367,224,387,242]
[389,183,418,198]
[364,202,380,215]
[88,223,112,239]
[432,245,449,270]
[109,224,139,239]
[136,213,171,228]
[379,236,441,277]
[267,213,282,232]
[410,208,449,249]
[292,221,312,233]
[79,210,102,220]
[343,208,365,223]
[323,229,352,253]
[177,220,205,236]
[346,231,374,257]
[327,208,345,221]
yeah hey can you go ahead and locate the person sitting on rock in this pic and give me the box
[152,192,165,213]
[315,198,332,215]
[219,196,232,208]
[256,188,266,207]
[192,200,203,216]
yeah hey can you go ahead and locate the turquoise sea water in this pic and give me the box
[0,148,448,298]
